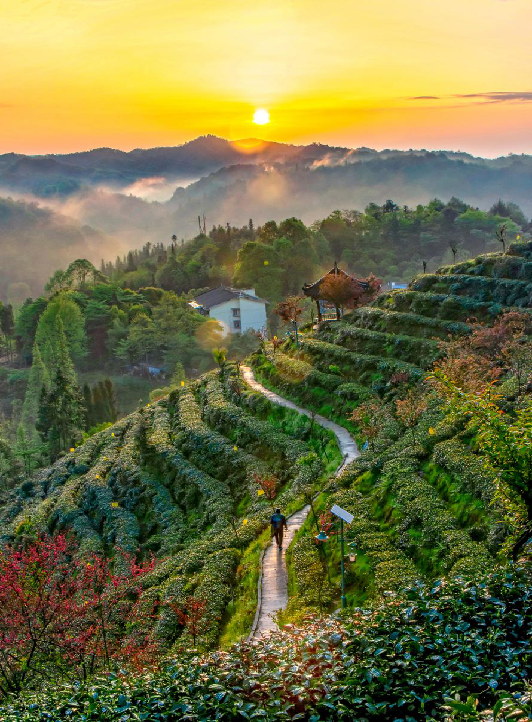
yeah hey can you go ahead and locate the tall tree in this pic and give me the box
[36,319,86,460]
[20,343,50,438]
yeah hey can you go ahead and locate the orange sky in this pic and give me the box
[2,0,532,156]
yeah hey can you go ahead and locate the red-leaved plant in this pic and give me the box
[167,595,208,647]
[0,534,157,696]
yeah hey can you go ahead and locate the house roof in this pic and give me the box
[302,262,369,300]
[190,286,268,310]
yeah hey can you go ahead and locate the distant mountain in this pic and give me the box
[4,134,532,200]
[0,136,341,197]
[3,137,532,299]
[166,152,532,235]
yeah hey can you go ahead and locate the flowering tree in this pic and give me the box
[0,534,156,696]
[167,595,208,647]
[319,273,381,320]
[395,389,428,442]
[254,471,278,501]
[274,296,305,346]
[349,402,383,450]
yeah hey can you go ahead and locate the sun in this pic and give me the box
[252,108,270,125]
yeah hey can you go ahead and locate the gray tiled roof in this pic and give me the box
[191,286,267,310]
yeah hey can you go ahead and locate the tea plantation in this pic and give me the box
[2,240,532,720]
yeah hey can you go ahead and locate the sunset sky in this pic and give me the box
[3,0,532,156]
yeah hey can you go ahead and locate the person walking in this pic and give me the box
[270,508,288,550]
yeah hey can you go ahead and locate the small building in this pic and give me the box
[387,281,408,291]
[302,262,369,322]
[189,286,268,334]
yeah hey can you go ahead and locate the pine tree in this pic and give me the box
[21,343,50,438]
[83,383,94,429]
[103,379,118,422]
[91,383,106,424]
[36,319,86,460]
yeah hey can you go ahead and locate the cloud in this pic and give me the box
[410,92,532,104]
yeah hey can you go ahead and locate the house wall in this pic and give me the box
[209,297,267,334]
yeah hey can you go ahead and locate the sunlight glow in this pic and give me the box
[253,108,270,125]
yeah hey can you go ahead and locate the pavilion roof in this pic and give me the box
[302,262,369,300]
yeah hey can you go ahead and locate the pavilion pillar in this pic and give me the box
[315,299,322,323]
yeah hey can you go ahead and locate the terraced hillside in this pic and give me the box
[0,370,340,649]
[252,240,532,614]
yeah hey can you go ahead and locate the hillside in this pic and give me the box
[0,197,120,301]
[1,241,532,719]
[251,239,532,609]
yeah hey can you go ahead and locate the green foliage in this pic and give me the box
[4,566,532,721]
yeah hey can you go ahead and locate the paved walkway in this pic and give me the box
[241,365,359,639]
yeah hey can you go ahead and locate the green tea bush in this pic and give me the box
[343,306,472,340]
[411,273,532,307]
[319,324,442,366]
[375,289,509,322]
[4,565,532,721]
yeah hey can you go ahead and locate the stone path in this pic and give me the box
[241,365,359,639]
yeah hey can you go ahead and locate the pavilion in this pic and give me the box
[302,262,370,322]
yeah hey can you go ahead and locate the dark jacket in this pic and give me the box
[270,513,287,530]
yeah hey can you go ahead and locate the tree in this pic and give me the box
[36,319,86,460]
[395,389,428,442]
[20,342,50,437]
[167,596,208,648]
[496,224,507,253]
[212,347,228,377]
[318,272,381,320]
[0,534,157,696]
[274,295,305,346]
[349,402,383,450]
[254,471,278,502]
[35,293,87,367]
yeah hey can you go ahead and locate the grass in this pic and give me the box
[423,461,489,533]
[218,527,271,648]
[252,363,358,435]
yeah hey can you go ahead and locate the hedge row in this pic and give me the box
[297,337,422,384]
[199,376,312,472]
[436,252,532,282]
[333,488,421,595]
[379,455,493,577]
[374,289,516,323]
[341,306,472,341]
[318,324,442,366]
[411,273,532,307]
[170,388,272,491]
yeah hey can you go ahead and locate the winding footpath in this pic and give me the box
[241,365,359,640]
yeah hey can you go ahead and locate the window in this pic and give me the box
[233,320,241,330]
[231,308,240,317]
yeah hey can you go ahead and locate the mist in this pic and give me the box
[2,139,532,302]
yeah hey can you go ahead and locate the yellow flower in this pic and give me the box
[69,447,75,452]
[242,518,248,526]
[95,475,100,479]
[181,380,185,387]
[111,433,115,438]
[233,445,238,451]
[429,427,435,435]
[257,489,265,497]
[517,234,521,240]
[111,502,119,508]
[263,260,269,266]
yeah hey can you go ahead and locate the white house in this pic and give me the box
[188,286,268,334]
